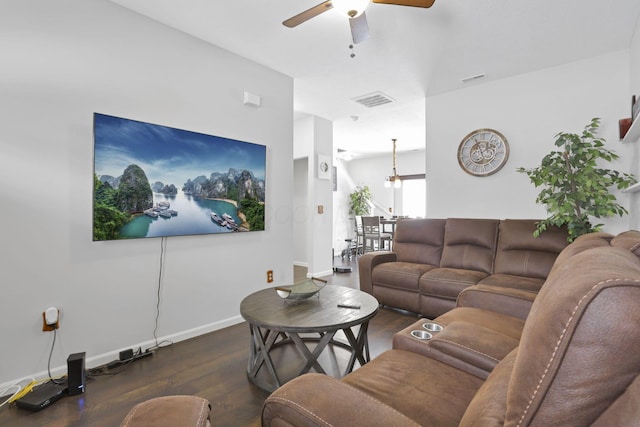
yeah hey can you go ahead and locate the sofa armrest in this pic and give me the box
[357,251,397,295]
[456,284,537,320]
[262,374,420,427]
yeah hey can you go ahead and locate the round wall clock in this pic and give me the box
[457,128,510,177]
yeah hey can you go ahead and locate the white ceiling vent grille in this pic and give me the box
[352,92,395,108]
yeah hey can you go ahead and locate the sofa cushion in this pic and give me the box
[262,374,422,427]
[372,261,438,291]
[342,349,485,426]
[392,218,446,264]
[435,306,525,339]
[439,218,499,274]
[420,267,488,300]
[427,321,518,376]
[455,284,537,320]
[477,272,545,293]
[492,219,568,279]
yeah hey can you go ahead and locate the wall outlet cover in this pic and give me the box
[45,307,59,325]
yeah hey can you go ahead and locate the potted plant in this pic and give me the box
[349,185,372,215]
[517,118,636,241]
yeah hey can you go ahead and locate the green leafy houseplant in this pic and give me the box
[517,118,636,241]
[349,185,372,215]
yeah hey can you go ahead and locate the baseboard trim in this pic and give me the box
[307,269,334,278]
[294,261,309,267]
[0,315,244,392]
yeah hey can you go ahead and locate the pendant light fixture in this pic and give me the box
[384,138,402,189]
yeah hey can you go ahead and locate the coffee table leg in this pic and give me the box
[342,320,371,375]
[247,324,282,391]
[289,331,336,375]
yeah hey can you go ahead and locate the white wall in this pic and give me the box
[631,17,640,97]
[426,51,634,234]
[333,157,353,255]
[0,0,294,387]
[628,16,640,229]
[293,158,309,266]
[310,118,334,276]
[293,116,333,276]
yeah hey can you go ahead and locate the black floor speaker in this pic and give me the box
[66,352,86,395]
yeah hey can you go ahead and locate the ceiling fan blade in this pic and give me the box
[283,1,334,28]
[349,12,370,44]
[372,0,435,8]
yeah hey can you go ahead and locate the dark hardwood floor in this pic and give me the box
[0,258,419,427]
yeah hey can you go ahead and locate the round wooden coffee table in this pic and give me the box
[240,285,379,392]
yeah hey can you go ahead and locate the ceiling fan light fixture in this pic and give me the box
[332,0,371,18]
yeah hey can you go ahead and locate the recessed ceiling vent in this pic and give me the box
[352,91,395,108]
[337,148,356,161]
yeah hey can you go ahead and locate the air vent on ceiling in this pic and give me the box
[352,92,395,108]
[336,148,355,161]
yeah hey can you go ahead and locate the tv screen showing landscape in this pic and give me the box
[93,113,266,241]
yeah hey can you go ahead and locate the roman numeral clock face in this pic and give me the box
[457,129,510,177]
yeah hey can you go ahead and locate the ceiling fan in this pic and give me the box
[283,0,435,44]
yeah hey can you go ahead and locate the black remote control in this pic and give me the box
[337,304,361,309]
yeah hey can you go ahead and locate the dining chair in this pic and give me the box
[362,216,392,253]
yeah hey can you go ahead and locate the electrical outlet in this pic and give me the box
[267,270,274,283]
[42,307,59,331]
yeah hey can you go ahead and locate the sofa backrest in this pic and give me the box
[548,231,613,276]
[439,218,499,274]
[392,218,446,265]
[610,229,640,257]
[461,236,640,426]
[493,220,569,279]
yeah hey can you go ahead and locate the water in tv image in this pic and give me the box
[93,113,266,241]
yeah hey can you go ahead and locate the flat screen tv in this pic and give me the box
[93,113,266,241]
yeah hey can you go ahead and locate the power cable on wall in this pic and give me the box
[148,236,173,351]
[47,329,66,385]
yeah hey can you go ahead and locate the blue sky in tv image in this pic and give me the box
[93,113,266,185]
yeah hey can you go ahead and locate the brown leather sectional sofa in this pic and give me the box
[358,218,570,318]
[262,230,640,426]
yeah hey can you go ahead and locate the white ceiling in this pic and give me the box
[108,0,640,158]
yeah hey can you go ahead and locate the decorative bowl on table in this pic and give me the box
[275,277,327,300]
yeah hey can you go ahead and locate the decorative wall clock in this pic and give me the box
[317,154,331,180]
[457,128,510,177]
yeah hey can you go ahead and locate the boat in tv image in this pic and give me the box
[93,113,266,241]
